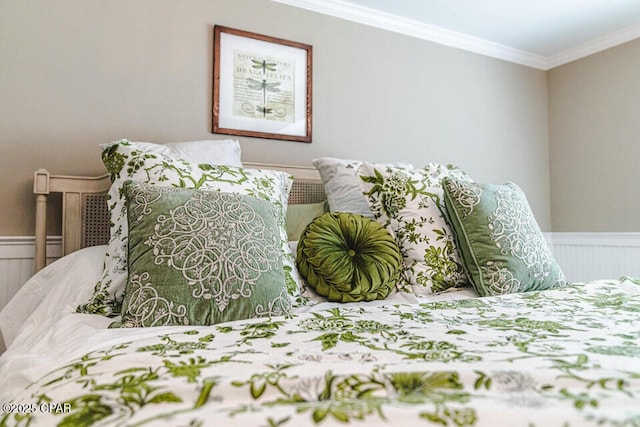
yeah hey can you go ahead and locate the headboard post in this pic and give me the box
[33,169,51,273]
[32,170,112,273]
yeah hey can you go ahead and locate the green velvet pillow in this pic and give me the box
[296,212,403,302]
[116,181,291,327]
[442,178,567,297]
[79,139,302,318]
[286,201,328,241]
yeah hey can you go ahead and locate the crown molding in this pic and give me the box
[547,22,640,69]
[271,0,548,70]
[271,0,640,71]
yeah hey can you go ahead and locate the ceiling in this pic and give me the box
[273,0,640,69]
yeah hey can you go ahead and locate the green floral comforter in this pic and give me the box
[3,278,640,426]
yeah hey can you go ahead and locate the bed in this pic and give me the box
[1,140,639,427]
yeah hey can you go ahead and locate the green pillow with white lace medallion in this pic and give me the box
[442,178,567,297]
[116,181,290,327]
[77,139,302,316]
[357,162,470,295]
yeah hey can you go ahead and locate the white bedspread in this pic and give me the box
[0,246,476,399]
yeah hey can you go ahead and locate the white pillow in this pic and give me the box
[111,139,242,167]
[312,157,413,217]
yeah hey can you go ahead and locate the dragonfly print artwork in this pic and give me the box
[247,58,282,118]
[213,25,312,142]
[235,54,293,122]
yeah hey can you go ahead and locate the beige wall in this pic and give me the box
[0,0,550,236]
[548,39,640,232]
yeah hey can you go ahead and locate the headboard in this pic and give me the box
[33,162,324,273]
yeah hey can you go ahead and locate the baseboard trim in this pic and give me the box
[0,236,62,259]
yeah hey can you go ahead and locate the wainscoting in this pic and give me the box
[0,236,62,313]
[0,234,639,313]
[545,233,640,282]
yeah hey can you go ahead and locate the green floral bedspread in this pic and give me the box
[3,278,640,426]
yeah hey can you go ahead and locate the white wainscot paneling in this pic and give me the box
[545,233,640,283]
[3,232,634,356]
[0,233,638,353]
[0,237,61,354]
[0,237,61,312]
[1,233,639,313]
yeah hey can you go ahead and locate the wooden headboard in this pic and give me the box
[33,162,324,273]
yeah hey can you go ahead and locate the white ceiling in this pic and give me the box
[273,0,640,69]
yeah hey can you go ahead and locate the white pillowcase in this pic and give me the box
[126,139,242,167]
[312,157,413,217]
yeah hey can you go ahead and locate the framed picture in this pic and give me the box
[213,25,313,143]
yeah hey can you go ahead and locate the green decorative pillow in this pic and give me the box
[77,139,303,317]
[286,200,328,241]
[357,162,470,295]
[296,212,403,302]
[443,178,567,297]
[116,181,290,327]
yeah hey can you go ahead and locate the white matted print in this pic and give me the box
[213,26,312,143]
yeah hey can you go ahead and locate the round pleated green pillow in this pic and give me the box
[296,212,403,302]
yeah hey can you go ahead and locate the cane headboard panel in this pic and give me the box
[33,162,324,273]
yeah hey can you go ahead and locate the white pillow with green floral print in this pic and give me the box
[357,162,471,295]
[77,139,303,316]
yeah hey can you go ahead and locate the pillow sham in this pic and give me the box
[443,179,567,297]
[286,200,328,241]
[296,212,402,302]
[312,157,413,217]
[77,139,302,316]
[357,162,470,295]
[115,181,290,327]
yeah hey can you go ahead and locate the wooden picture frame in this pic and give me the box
[213,26,312,143]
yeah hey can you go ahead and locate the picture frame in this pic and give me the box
[213,25,313,143]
